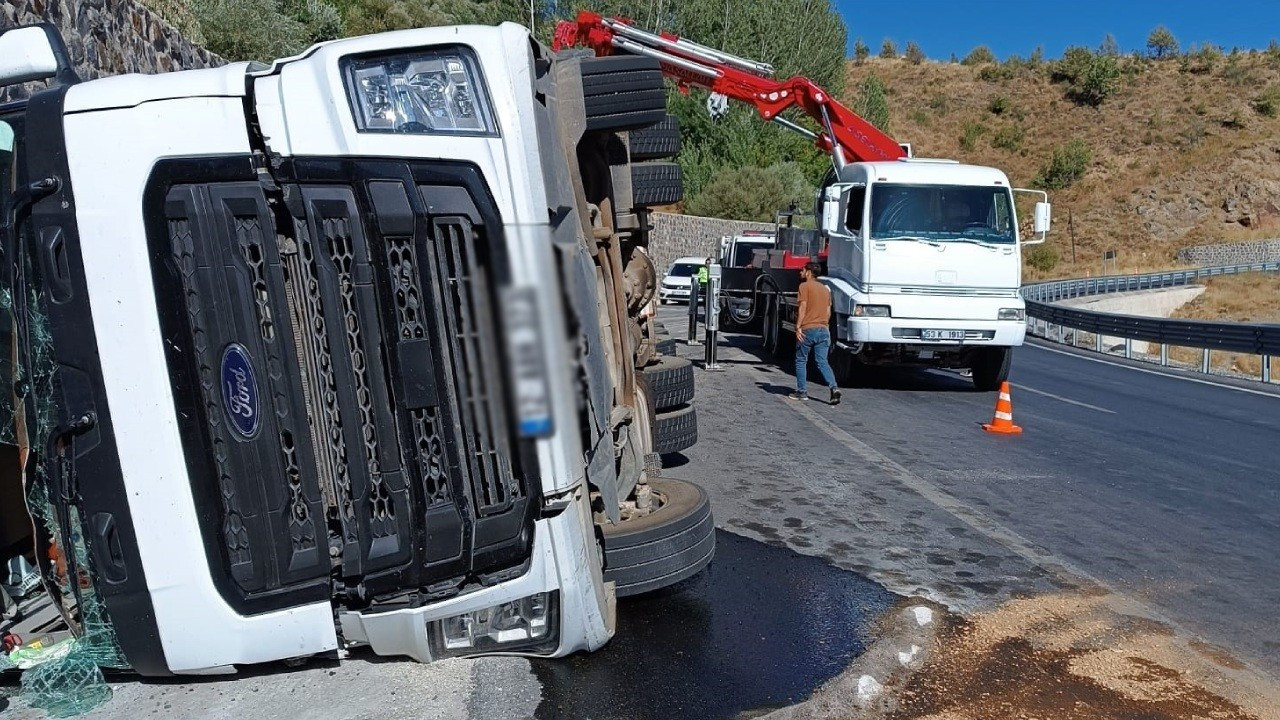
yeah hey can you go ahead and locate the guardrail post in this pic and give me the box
[1094,333,1102,352]
[1160,344,1169,367]
[1201,348,1211,374]
[1264,355,1273,384]
[1124,338,1132,359]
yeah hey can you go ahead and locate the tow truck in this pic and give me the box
[557,12,1053,391]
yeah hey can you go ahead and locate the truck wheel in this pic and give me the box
[581,55,667,133]
[652,404,697,455]
[601,478,715,597]
[655,335,677,356]
[972,347,1012,391]
[642,355,694,409]
[631,162,683,207]
[628,115,681,160]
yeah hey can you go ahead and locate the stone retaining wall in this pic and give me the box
[647,212,775,272]
[1176,239,1280,266]
[1,0,222,103]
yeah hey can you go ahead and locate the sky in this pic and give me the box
[835,0,1280,60]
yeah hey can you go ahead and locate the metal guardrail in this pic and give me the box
[1021,262,1280,383]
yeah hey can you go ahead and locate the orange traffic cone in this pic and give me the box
[982,381,1023,435]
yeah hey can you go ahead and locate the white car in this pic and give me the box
[659,256,706,304]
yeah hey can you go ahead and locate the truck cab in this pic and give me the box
[0,21,710,677]
[719,232,774,268]
[820,159,1050,390]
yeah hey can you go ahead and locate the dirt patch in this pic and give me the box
[881,592,1280,720]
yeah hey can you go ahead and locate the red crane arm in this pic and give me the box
[553,11,905,164]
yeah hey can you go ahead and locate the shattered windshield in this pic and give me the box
[869,183,1016,245]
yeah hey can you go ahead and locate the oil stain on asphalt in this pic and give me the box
[533,530,898,719]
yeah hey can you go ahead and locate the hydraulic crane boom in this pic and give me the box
[553,11,906,166]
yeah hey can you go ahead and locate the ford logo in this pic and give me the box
[221,343,260,439]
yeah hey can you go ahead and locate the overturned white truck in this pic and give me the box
[0,21,706,675]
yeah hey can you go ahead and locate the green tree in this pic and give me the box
[880,38,898,59]
[962,45,996,65]
[854,37,869,64]
[852,74,890,132]
[1099,33,1119,56]
[1146,25,1180,59]
[1052,47,1120,107]
[905,41,925,65]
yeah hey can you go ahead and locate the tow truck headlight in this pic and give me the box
[342,47,497,135]
[429,591,558,659]
[854,304,891,318]
[998,308,1026,321]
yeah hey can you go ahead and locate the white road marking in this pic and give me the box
[1011,383,1116,414]
[1026,342,1280,400]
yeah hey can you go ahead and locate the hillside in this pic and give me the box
[846,50,1280,279]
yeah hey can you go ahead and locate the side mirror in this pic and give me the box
[0,25,80,89]
[1033,202,1052,234]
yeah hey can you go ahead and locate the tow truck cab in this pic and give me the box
[819,159,1050,389]
[1,22,709,676]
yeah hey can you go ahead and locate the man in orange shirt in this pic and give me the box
[789,262,841,405]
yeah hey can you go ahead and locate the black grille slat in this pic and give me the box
[427,218,518,516]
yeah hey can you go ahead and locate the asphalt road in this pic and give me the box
[659,304,1280,677]
[5,309,1277,719]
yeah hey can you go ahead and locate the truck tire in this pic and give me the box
[628,115,681,160]
[655,335,676,356]
[581,56,667,133]
[631,162,683,207]
[601,478,715,597]
[652,404,697,455]
[972,347,1012,391]
[641,355,694,409]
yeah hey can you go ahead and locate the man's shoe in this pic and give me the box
[787,391,807,401]
[830,388,842,406]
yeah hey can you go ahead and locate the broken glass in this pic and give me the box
[2,115,127,714]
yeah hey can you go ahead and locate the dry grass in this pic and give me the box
[1163,272,1280,376]
[848,53,1280,278]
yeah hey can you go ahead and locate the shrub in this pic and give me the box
[1180,43,1223,74]
[962,46,996,65]
[959,121,987,151]
[928,93,950,114]
[1025,244,1059,272]
[1221,53,1254,86]
[854,37,870,64]
[1147,25,1180,59]
[990,124,1025,151]
[1253,86,1280,117]
[1034,139,1091,189]
[685,163,812,222]
[909,109,931,126]
[988,95,1010,115]
[905,41,926,65]
[880,38,898,59]
[1052,47,1120,107]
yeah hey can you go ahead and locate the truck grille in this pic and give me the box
[422,217,520,517]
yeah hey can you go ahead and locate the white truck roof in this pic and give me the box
[849,160,1012,187]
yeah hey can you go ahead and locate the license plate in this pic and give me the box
[922,329,966,341]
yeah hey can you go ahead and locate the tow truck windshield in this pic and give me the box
[869,183,1016,245]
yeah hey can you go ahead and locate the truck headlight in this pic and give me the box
[428,591,558,659]
[854,304,891,318]
[998,308,1026,321]
[342,47,497,135]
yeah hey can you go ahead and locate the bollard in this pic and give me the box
[703,263,723,370]
[686,278,702,346]
[1264,355,1272,384]
[1124,338,1132,359]
[1094,333,1102,352]
[1201,348,1211,374]
[1160,344,1169,367]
